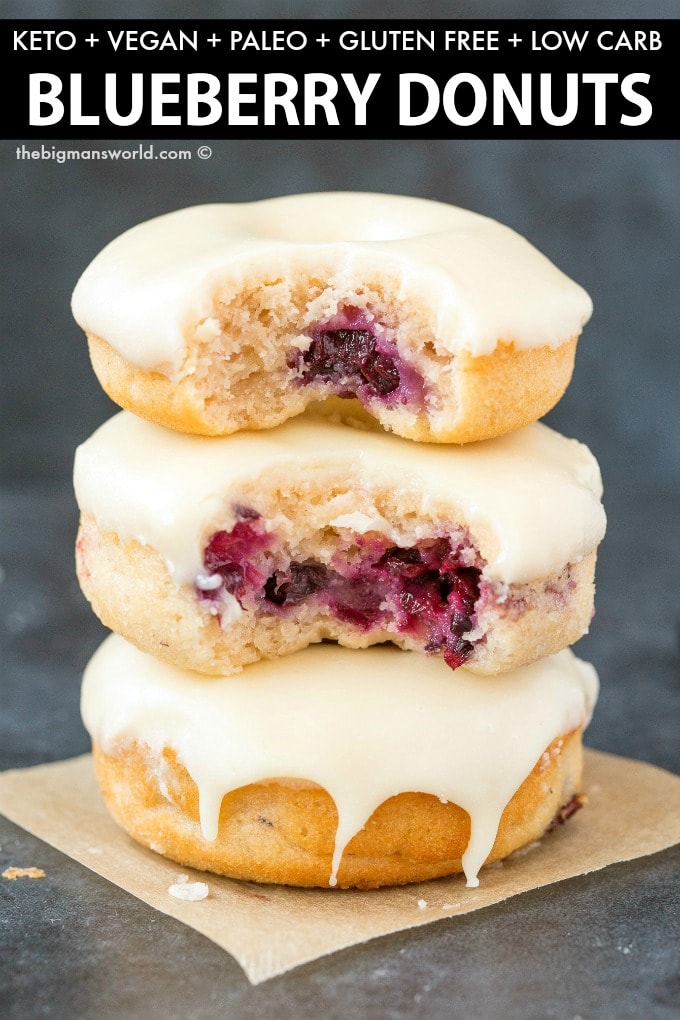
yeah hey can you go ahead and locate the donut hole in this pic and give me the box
[242,193,450,244]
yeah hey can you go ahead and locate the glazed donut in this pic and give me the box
[72,192,591,443]
[82,637,598,889]
[74,406,606,677]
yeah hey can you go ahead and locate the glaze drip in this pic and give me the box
[81,637,598,888]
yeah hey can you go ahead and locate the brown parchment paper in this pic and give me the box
[1,749,679,985]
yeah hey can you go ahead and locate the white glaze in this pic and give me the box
[73,408,606,585]
[71,193,592,373]
[81,637,598,887]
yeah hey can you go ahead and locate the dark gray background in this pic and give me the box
[1,1,679,1018]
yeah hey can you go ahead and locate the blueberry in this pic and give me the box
[378,546,426,580]
[443,636,474,670]
[303,329,374,381]
[300,328,401,398]
[264,561,329,607]
[359,351,399,395]
[450,609,473,635]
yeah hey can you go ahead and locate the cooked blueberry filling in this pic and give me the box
[288,306,425,408]
[196,509,482,670]
[301,329,400,396]
[326,575,386,630]
[264,561,330,607]
[201,516,271,599]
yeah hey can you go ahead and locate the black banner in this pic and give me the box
[5,19,678,139]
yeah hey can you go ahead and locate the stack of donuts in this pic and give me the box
[73,193,605,889]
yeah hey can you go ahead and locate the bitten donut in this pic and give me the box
[82,638,598,889]
[71,192,592,443]
[74,405,606,677]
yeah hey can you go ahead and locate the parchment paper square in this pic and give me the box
[1,749,678,984]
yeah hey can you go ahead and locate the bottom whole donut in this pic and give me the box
[81,637,598,889]
[92,730,583,890]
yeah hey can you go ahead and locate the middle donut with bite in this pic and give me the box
[74,399,605,678]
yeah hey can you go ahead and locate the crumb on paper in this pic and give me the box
[441,902,461,910]
[168,875,209,901]
[417,898,428,910]
[3,866,46,880]
[87,846,103,856]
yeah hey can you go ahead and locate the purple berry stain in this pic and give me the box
[198,510,481,670]
[199,511,272,604]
